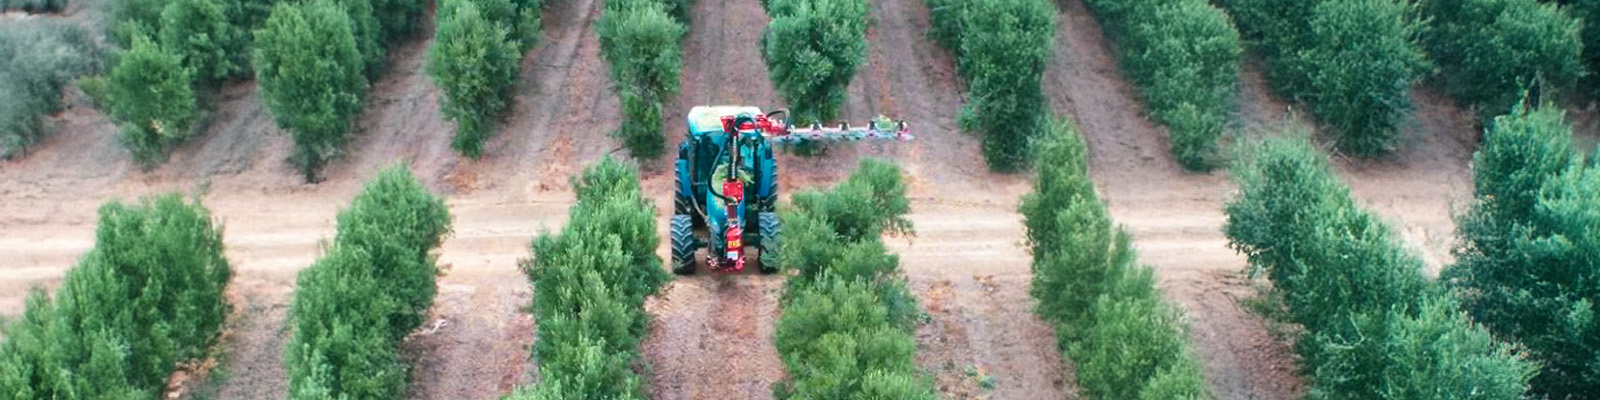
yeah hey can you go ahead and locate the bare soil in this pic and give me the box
[0,0,1503,399]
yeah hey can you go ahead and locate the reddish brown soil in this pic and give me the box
[0,0,1502,399]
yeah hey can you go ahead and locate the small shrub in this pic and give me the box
[253,0,370,180]
[372,0,425,42]
[514,158,665,397]
[925,0,965,52]
[763,0,868,125]
[1445,107,1600,398]
[110,35,198,165]
[285,165,452,400]
[428,0,521,158]
[1294,0,1427,156]
[159,0,247,84]
[597,0,685,159]
[110,0,172,46]
[959,0,1055,171]
[1423,0,1583,119]
[1071,264,1203,400]
[0,194,231,399]
[0,21,101,159]
[771,160,931,398]
[773,277,933,399]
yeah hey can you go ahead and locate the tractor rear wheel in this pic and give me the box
[757,212,780,274]
[673,154,694,216]
[670,214,697,275]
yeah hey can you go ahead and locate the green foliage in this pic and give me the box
[771,160,932,398]
[1083,0,1240,170]
[286,164,451,400]
[0,0,67,12]
[925,0,965,52]
[1224,135,1535,399]
[1020,118,1210,399]
[253,0,369,181]
[959,0,1055,171]
[1297,0,1427,156]
[110,0,172,46]
[1422,0,1583,119]
[428,0,521,158]
[515,158,666,397]
[773,278,933,399]
[1018,119,1115,339]
[1445,107,1600,398]
[0,194,231,400]
[762,0,868,125]
[0,20,101,159]
[1072,264,1208,400]
[1220,0,1427,157]
[597,0,685,159]
[110,35,198,165]
[1565,0,1600,98]
[159,0,247,83]
[924,0,1057,171]
[372,0,425,42]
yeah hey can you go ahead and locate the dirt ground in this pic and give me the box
[0,0,1545,399]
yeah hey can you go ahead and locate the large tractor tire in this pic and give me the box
[757,212,780,274]
[756,146,779,211]
[673,147,694,216]
[670,214,698,275]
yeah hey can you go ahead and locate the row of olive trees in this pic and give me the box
[1080,0,1241,171]
[507,158,671,398]
[0,20,102,159]
[1444,106,1600,399]
[284,165,452,399]
[1019,119,1208,399]
[253,0,423,180]
[427,0,543,158]
[1222,0,1427,157]
[926,0,1056,171]
[0,194,232,399]
[1422,0,1584,120]
[597,0,687,159]
[1223,135,1535,398]
[771,159,934,398]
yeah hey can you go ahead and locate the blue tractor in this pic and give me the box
[669,106,911,274]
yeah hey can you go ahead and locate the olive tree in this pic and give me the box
[597,1,685,159]
[159,0,246,83]
[763,0,868,126]
[959,0,1054,171]
[253,0,369,180]
[110,35,197,164]
[428,0,521,158]
[1423,0,1583,119]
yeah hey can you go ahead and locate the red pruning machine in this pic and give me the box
[669,106,913,274]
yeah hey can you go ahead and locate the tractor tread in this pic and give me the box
[757,212,780,274]
[670,214,697,275]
